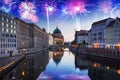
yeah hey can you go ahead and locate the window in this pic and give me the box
[11,20,13,24]
[6,18,9,22]
[14,31,16,34]
[6,24,8,27]
[2,28,4,32]
[2,17,4,21]
[6,29,9,33]
[11,30,13,33]
[11,25,13,28]
[2,22,4,26]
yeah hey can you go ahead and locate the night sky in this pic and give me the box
[0,0,120,41]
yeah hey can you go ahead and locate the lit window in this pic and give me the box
[14,26,16,29]
[11,30,13,33]
[6,29,9,33]
[14,31,16,34]
[6,24,8,27]
[2,28,4,32]
[6,18,9,22]
[2,22,4,26]
[11,25,13,28]
[11,20,13,24]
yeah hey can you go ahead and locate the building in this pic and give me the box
[0,10,49,58]
[0,10,18,57]
[52,27,64,45]
[75,30,89,44]
[16,20,49,54]
[48,34,53,46]
[90,17,114,48]
[106,17,120,49]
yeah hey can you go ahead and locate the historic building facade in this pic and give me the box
[106,17,120,49]
[52,27,64,45]
[0,11,18,57]
[90,18,114,48]
[75,30,89,44]
[0,11,49,58]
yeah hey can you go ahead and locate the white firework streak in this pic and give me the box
[19,2,38,22]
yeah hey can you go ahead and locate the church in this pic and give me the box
[52,27,64,45]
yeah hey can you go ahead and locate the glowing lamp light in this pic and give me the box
[22,71,25,76]
[106,66,110,69]
[117,69,120,74]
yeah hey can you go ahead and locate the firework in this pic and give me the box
[66,0,89,15]
[18,1,38,22]
[4,0,12,4]
[98,0,112,14]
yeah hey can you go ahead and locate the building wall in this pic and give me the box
[75,30,88,44]
[91,18,114,48]
[49,34,53,45]
[77,36,88,44]
[0,11,49,58]
[106,18,120,49]
[0,11,18,57]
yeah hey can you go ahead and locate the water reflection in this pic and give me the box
[76,53,120,80]
[53,51,64,65]
[37,48,90,80]
[3,48,120,80]
[3,52,49,80]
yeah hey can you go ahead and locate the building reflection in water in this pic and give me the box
[3,52,49,80]
[53,51,64,65]
[38,50,90,80]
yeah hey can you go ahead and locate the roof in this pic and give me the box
[53,27,62,34]
[75,30,88,36]
[107,20,115,28]
[92,18,113,26]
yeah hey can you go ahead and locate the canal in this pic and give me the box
[2,48,120,80]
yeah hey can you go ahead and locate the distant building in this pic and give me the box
[49,34,53,46]
[52,27,64,45]
[106,17,120,49]
[90,18,114,48]
[75,30,89,44]
[0,10,18,57]
[0,10,49,58]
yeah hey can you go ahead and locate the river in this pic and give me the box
[3,48,120,80]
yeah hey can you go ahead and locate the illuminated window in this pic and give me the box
[6,24,8,27]
[2,28,4,32]
[14,31,16,34]
[6,29,9,33]
[2,22,4,26]
[11,30,13,33]
[11,25,13,28]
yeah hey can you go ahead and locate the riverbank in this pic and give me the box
[70,47,120,60]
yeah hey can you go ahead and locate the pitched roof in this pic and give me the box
[92,18,108,26]
[107,20,115,28]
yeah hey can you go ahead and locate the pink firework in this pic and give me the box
[67,0,88,15]
[4,0,12,4]
[19,1,38,22]
[98,0,112,14]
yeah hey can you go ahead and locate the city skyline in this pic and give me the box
[0,0,120,41]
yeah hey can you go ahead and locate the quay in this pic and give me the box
[70,47,120,60]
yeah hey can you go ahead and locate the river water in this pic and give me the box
[3,48,120,80]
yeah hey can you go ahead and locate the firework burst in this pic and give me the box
[98,0,112,14]
[65,0,89,15]
[4,0,12,4]
[18,1,38,22]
